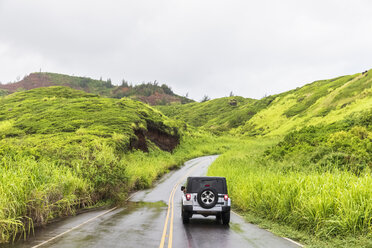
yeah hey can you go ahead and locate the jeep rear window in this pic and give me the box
[188,179,225,193]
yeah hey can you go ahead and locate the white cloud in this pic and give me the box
[0,0,372,99]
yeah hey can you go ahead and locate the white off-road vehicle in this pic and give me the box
[181,177,231,224]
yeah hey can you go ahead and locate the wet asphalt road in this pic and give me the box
[4,155,301,248]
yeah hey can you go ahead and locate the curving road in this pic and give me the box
[6,155,302,248]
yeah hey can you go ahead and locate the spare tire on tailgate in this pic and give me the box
[197,187,218,209]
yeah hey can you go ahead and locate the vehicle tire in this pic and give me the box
[197,187,218,209]
[222,211,230,225]
[182,210,190,224]
[216,214,222,223]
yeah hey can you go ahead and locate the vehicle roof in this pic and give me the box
[186,176,228,193]
[187,176,226,180]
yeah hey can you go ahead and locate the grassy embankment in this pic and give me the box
[161,70,372,247]
[0,86,226,243]
[209,111,371,247]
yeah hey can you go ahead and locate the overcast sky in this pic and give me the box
[1,0,372,100]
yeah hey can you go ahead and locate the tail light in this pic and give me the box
[224,194,229,201]
[186,194,191,201]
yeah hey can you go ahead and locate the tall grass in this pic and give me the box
[0,133,230,243]
[208,139,372,239]
[0,155,90,243]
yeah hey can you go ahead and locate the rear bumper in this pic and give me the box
[182,194,231,216]
[183,205,230,214]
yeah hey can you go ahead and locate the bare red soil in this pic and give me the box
[0,73,55,92]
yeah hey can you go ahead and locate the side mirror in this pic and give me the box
[181,186,185,191]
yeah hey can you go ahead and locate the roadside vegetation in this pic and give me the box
[0,132,228,243]
[208,110,371,247]
[0,86,223,243]
[159,69,371,247]
[0,68,371,247]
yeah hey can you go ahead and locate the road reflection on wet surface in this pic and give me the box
[3,156,301,248]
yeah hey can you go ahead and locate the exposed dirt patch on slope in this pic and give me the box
[130,127,179,152]
[130,130,149,152]
[0,73,89,93]
[146,126,179,152]
[0,73,55,92]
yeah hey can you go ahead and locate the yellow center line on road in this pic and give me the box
[159,184,177,248]
[159,164,201,248]
[168,181,179,248]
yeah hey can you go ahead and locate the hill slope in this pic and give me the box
[204,70,371,246]
[0,86,185,242]
[236,70,371,136]
[157,96,277,133]
[0,86,180,152]
[0,72,193,105]
[158,69,372,135]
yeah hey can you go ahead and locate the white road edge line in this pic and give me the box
[283,237,304,247]
[231,210,241,217]
[31,192,138,248]
[232,210,304,248]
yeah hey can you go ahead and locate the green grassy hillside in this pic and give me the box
[160,68,372,247]
[1,68,371,246]
[159,70,372,137]
[235,71,372,136]
[0,86,178,142]
[0,72,193,105]
[0,86,221,243]
[157,96,276,133]
[265,110,371,173]
[205,70,372,247]
[209,135,372,247]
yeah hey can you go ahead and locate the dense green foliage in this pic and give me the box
[113,82,193,104]
[115,82,173,98]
